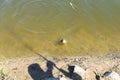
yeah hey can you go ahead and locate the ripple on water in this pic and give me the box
[0,0,120,58]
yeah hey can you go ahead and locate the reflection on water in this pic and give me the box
[0,0,120,58]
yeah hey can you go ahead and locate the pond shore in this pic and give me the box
[0,53,120,80]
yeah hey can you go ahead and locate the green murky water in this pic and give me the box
[0,0,120,58]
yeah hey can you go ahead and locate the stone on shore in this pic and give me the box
[103,71,120,80]
[73,65,86,79]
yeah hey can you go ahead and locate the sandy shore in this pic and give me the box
[0,53,120,80]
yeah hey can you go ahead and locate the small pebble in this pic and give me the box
[74,58,79,62]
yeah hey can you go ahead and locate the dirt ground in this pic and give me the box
[0,53,120,80]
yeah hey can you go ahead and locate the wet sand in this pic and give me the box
[0,53,120,80]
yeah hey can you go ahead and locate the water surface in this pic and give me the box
[0,0,120,58]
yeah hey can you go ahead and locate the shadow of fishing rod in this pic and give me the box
[28,47,58,69]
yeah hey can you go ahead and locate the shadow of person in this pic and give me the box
[28,61,56,80]
[28,59,82,80]
[28,63,45,80]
